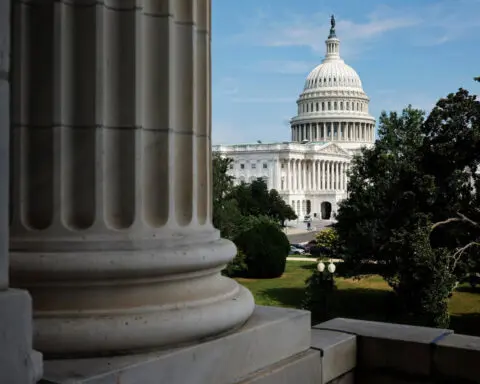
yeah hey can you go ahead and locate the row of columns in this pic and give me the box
[281,159,349,192]
[8,0,254,357]
[291,121,374,142]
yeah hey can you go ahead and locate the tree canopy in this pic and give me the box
[334,86,480,327]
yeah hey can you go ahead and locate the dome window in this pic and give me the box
[340,102,344,110]
[316,102,319,111]
[328,102,331,110]
[322,102,325,111]
[334,102,337,110]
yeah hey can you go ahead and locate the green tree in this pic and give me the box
[212,153,238,237]
[334,88,480,327]
[268,189,297,226]
[229,178,297,225]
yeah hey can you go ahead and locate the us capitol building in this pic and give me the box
[213,16,375,219]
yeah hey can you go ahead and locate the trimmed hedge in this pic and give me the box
[234,221,290,278]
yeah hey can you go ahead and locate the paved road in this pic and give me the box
[286,220,331,244]
[287,231,320,244]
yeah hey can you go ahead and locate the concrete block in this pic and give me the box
[43,305,311,384]
[0,289,43,384]
[237,349,322,384]
[433,333,480,382]
[316,318,452,376]
[311,328,356,383]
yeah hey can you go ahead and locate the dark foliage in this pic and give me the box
[234,220,290,278]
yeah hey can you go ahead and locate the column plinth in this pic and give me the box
[9,0,254,357]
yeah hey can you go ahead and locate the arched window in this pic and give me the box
[328,102,331,110]
[340,102,344,110]
[316,102,319,111]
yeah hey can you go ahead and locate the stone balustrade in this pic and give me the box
[309,317,480,384]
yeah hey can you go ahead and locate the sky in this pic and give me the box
[211,0,480,145]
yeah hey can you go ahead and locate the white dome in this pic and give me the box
[304,61,362,91]
[290,16,375,155]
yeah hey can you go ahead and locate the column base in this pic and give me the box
[0,289,43,384]
[11,235,255,357]
[42,306,313,384]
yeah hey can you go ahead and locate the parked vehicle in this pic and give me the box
[290,246,306,255]
[291,243,306,250]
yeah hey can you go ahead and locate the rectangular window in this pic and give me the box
[263,163,267,169]
[229,164,234,169]
[281,163,285,169]
[240,164,245,169]
[251,163,256,169]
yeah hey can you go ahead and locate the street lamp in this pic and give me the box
[316,259,336,321]
[317,260,336,274]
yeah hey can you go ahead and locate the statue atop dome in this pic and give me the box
[328,14,337,38]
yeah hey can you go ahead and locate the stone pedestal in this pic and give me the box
[42,306,318,384]
[9,0,254,357]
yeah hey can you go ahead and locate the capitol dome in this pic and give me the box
[304,61,362,91]
[290,15,375,154]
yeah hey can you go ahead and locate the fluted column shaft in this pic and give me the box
[9,0,254,357]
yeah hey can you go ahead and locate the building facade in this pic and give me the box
[213,16,375,219]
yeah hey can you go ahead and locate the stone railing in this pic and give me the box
[312,317,480,383]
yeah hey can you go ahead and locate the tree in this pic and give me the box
[212,153,237,237]
[229,178,297,225]
[333,88,480,327]
[268,189,297,226]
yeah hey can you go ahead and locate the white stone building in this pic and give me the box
[213,16,375,219]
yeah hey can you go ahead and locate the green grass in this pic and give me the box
[235,261,480,336]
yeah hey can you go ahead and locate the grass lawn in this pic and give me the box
[235,261,480,336]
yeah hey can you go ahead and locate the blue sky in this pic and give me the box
[211,0,480,144]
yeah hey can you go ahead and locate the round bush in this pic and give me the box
[234,221,290,278]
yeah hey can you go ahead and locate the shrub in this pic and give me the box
[222,250,248,277]
[303,268,336,323]
[234,219,290,278]
[315,227,339,249]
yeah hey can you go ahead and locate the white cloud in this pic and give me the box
[252,60,317,75]
[231,97,295,104]
[231,2,480,57]
[231,8,420,60]
[214,77,239,96]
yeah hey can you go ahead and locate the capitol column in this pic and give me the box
[10,0,254,356]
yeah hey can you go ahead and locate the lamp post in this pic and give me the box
[316,260,336,320]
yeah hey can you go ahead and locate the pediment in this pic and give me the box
[318,143,350,156]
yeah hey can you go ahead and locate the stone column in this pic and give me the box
[334,162,338,190]
[326,160,332,190]
[9,0,254,357]
[320,161,324,190]
[285,160,290,190]
[0,1,42,381]
[295,160,299,190]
